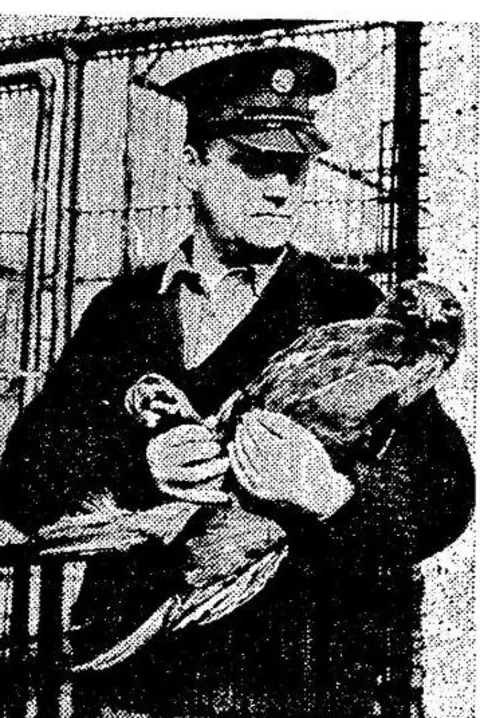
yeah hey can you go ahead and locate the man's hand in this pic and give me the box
[229,409,354,519]
[147,424,230,504]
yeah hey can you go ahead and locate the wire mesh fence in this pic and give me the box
[71,22,399,330]
[0,18,430,718]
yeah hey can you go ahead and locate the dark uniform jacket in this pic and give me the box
[0,247,474,717]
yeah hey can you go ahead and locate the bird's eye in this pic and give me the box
[441,299,456,312]
[398,289,417,309]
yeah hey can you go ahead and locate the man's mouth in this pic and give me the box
[249,212,292,218]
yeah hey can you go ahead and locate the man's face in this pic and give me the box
[187,138,309,258]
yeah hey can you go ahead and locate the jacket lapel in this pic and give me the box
[119,248,333,415]
[185,247,331,416]
[116,266,184,381]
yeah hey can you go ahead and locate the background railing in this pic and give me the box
[3,17,472,718]
[0,16,422,490]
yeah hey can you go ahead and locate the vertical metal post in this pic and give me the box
[36,558,67,718]
[20,71,56,406]
[121,53,135,276]
[52,46,84,362]
[8,558,31,668]
[392,22,422,284]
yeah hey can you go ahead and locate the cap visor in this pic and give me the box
[229,127,328,155]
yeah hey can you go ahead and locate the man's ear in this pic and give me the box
[179,145,202,191]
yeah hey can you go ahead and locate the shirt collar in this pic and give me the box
[159,243,194,295]
[159,236,286,298]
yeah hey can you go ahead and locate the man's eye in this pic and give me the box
[231,151,308,183]
[234,157,274,178]
[286,162,308,184]
[244,164,271,178]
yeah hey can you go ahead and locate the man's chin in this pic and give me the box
[234,237,289,264]
[246,224,292,251]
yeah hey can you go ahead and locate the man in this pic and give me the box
[0,47,474,717]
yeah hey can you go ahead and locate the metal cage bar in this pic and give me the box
[392,22,423,284]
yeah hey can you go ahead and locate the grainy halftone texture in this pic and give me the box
[0,17,475,718]
[417,23,477,718]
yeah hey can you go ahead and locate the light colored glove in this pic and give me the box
[229,409,354,519]
[147,424,230,504]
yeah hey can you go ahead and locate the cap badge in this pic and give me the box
[271,68,295,94]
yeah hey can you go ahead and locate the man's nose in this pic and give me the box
[262,173,290,208]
